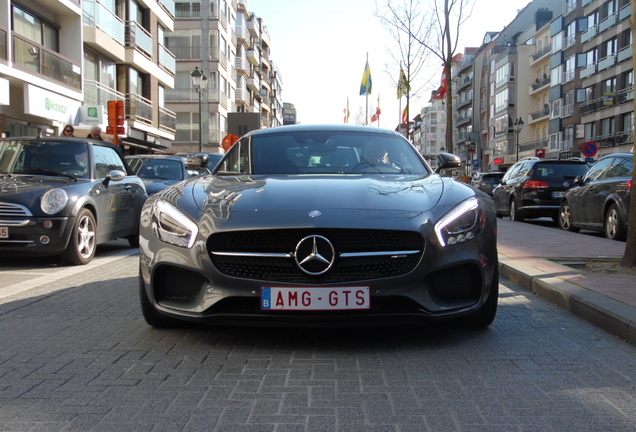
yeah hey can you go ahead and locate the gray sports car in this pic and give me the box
[138,125,498,328]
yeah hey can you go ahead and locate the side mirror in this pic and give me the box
[103,169,126,186]
[573,175,584,186]
[185,154,209,170]
[434,152,462,174]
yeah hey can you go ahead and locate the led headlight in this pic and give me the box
[434,197,483,247]
[151,200,199,248]
[41,189,68,215]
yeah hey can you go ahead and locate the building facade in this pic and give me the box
[165,0,284,154]
[0,0,177,152]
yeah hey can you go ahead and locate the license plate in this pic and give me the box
[0,226,8,239]
[261,286,370,311]
[552,191,566,198]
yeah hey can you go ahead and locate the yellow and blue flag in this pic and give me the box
[397,68,410,98]
[359,61,372,95]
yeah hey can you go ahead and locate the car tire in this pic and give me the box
[139,272,182,328]
[464,267,499,328]
[61,208,97,265]
[510,199,524,222]
[558,202,579,232]
[605,204,626,241]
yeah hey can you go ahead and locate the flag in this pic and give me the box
[433,68,447,99]
[359,61,372,95]
[343,108,348,124]
[402,105,408,124]
[397,68,410,98]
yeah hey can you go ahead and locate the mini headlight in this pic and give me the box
[151,200,199,248]
[434,197,482,247]
[41,189,68,215]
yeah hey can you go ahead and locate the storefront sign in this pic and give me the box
[24,84,81,123]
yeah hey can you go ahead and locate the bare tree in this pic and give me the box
[379,0,475,153]
[621,7,636,268]
[376,0,433,138]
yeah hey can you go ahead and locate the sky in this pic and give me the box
[246,0,534,127]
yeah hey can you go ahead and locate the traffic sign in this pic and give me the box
[535,148,545,158]
[582,141,598,157]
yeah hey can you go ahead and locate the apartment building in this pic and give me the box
[0,0,176,152]
[437,0,633,173]
[416,92,446,165]
[165,0,283,154]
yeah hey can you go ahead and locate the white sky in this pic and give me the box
[246,0,533,127]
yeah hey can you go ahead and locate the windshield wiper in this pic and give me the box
[13,169,78,181]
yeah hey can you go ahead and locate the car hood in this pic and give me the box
[152,174,478,232]
[193,175,446,211]
[0,175,80,210]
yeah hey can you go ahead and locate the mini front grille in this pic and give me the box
[208,228,424,283]
[0,202,32,218]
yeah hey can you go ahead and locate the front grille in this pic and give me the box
[0,202,32,218]
[208,228,424,284]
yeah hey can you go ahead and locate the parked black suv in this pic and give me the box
[492,157,589,222]
[558,153,632,240]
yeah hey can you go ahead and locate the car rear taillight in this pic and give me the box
[627,179,632,189]
[523,180,549,189]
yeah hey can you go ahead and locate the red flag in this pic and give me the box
[433,68,447,99]
[402,105,408,124]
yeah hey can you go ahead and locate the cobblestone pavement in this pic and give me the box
[1,252,635,431]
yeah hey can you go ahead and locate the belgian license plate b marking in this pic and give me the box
[261,286,370,310]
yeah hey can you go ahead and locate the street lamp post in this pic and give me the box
[191,66,208,152]
[514,117,524,161]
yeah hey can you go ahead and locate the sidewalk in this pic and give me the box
[497,218,636,347]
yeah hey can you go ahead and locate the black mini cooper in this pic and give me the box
[0,137,147,264]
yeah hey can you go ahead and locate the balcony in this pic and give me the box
[83,80,125,106]
[126,93,152,125]
[247,46,260,66]
[582,25,597,43]
[580,63,596,79]
[530,45,550,65]
[159,0,175,19]
[83,0,125,45]
[12,35,81,90]
[246,71,260,92]
[561,104,574,118]
[0,26,6,63]
[529,76,549,94]
[619,3,631,21]
[169,45,201,60]
[598,54,616,72]
[247,20,259,38]
[599,13,617,33]
[617,45,632,63]
[235,55,249,72]
[159,106,176,134]
[617,87,634,104]
[175,2,200,18]
[126,21,152,59]
[528,107,549,124]
[158,44,176,75]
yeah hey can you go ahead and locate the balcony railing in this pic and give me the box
[530,76,550,92]
[126,93,152,125]
[175,2,200,17]
[158,43,176,74]
[0,26,6,62]
[531,45,551,63]
[126,21,152,58]
[617,87,634,104]
[159,106,176,133]
[83,80,125,106]
[597,53,616,72]
[159,0,175,18]
[168,44,201,60]
[529,107,550,122]
[12,34,81,89]
[83,0,125,45]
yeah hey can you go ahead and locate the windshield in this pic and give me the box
[0,140,89,178]
[135,159,184,181]
[219,130,431,175]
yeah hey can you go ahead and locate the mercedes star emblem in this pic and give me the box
[294,235,335,275]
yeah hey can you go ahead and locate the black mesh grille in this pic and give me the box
[208,229,424,283]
